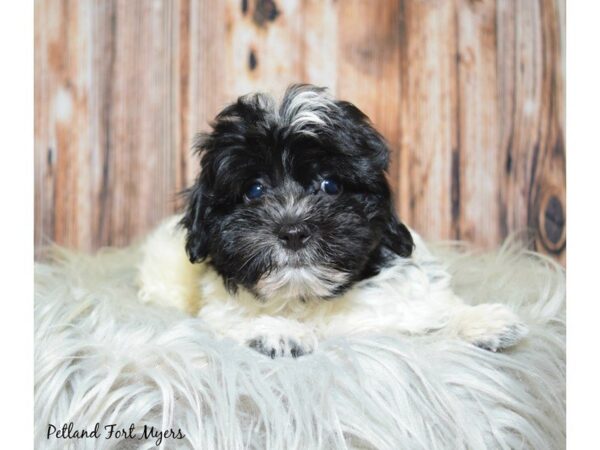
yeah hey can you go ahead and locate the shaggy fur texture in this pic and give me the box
[35,239,565,450]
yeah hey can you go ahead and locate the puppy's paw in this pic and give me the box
[247,335,315,358]
[454,304,529,352]
[240,317,318,358]
[472,321,529,352]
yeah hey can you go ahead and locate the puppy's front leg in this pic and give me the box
[443,301,529,352]
[318,281,527,352]
[396,234,528,351]
[232,316,318,358]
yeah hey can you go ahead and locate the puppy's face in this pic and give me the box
[182,85,413,301]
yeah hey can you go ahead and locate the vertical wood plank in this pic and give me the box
[496,0,565,263]
[88,0,116,249]
[35,0,93,254]
[89,0,182,247]
[455,0,501,247]
[531,0,565,263]
[34,0,54,256]
[398,0,458,240]
[497,0,544,249]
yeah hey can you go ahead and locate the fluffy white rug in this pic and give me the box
[34,239,565,450]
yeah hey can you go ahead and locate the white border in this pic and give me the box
[566,1,600,448]
[0,1,34,448]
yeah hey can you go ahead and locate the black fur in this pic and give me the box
[181,84,414,299]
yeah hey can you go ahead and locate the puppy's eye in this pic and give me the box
[320,178,340,195]
[245,182,265,200]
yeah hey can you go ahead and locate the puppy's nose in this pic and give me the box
[278,223,311,250]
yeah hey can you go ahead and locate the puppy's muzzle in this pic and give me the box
[277,223,311,251]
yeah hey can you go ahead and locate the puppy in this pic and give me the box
[137,84,528,358]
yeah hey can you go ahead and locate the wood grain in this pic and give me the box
[35,0,566,264]
[397,0,458,242]
[455,0,501,247]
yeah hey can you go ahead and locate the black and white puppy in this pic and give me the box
[137,84,527,358]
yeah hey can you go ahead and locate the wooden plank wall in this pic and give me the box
[35,0,566,263]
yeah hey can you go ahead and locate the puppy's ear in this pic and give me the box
[381,208,414,258]
[180,181,211,263]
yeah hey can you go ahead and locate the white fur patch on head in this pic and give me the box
[279,85,337,137]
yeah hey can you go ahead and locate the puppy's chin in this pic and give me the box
[253,265,350,301]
